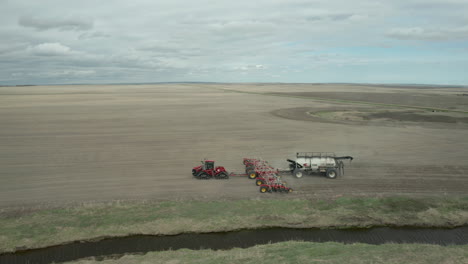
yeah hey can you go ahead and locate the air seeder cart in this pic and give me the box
[287,152,353,179]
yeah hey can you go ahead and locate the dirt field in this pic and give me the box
[1,83,468,208]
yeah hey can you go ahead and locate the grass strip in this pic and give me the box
[1,196,468,253]
[66,241,468,264]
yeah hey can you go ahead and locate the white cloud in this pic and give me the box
[234,64,266,71]
[29,43,72,56]
[78,31,110,40]
[387,25,468,40]
[0,0,467,84]
[19,16,93,31]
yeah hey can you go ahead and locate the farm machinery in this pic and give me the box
[192,160,229,179]
[191,158,292,193]
[243,158,293,193]
[287,152,353,179]
[191,153,353,193]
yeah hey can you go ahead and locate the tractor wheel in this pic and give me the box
[197,172,211,180]
[192,169,197,176]
[215,172,229,179]
[259,186,269,193]
[326,168,338,179]
[256,179,264,186]
[248,171,257,179]
[293,169,304,178]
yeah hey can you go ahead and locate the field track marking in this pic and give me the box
[216,88,468,114]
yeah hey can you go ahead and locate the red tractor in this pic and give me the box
[192,160,229,180]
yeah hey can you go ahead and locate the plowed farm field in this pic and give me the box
[1,83,467,207]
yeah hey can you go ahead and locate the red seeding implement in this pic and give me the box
[242,158,292,193]
[192,158,292,194]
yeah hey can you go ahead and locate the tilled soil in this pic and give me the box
[287,163,468,198]
[271,107,468,128]
[1,84,467,208]
[269,91,468,111]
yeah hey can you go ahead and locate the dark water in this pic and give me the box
[1,227,467,264]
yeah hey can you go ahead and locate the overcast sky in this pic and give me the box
[1,0,468,85]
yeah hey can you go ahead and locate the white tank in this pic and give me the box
[296,157,336,170]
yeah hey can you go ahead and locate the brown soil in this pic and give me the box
[270,91,468,111]
[1,84,468,208]
[366,111,468,123]
[271,107,468,128]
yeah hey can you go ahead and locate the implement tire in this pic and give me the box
[259,186,269,193]
[326,168,338,179]
[256,179,264,186]
[248,171,257,179]
[293,169,304,178]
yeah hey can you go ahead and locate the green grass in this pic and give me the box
[66,241,468,264]
[1,197,468,253]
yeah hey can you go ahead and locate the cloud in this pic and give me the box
[18,16,93,31]
[28,43,72,56]
[234,64,266,71]
[1,0,467,85]
[386,25,468,40]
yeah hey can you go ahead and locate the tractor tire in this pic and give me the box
[248,171,257,179]
[293,169,304,178]
[259,186,269,193]
[256,179,264,186]
[326,168,338,179]
[192,169,197,176]
[215,172,229,179]
[197,172,211,180]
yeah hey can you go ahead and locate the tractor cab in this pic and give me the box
[203,160,215,170]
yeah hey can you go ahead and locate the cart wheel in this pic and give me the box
[256,179,264,186]
[248,172,257,179]
[326,168,338,179]
[293,169,303,178]
[260,186,268,193]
